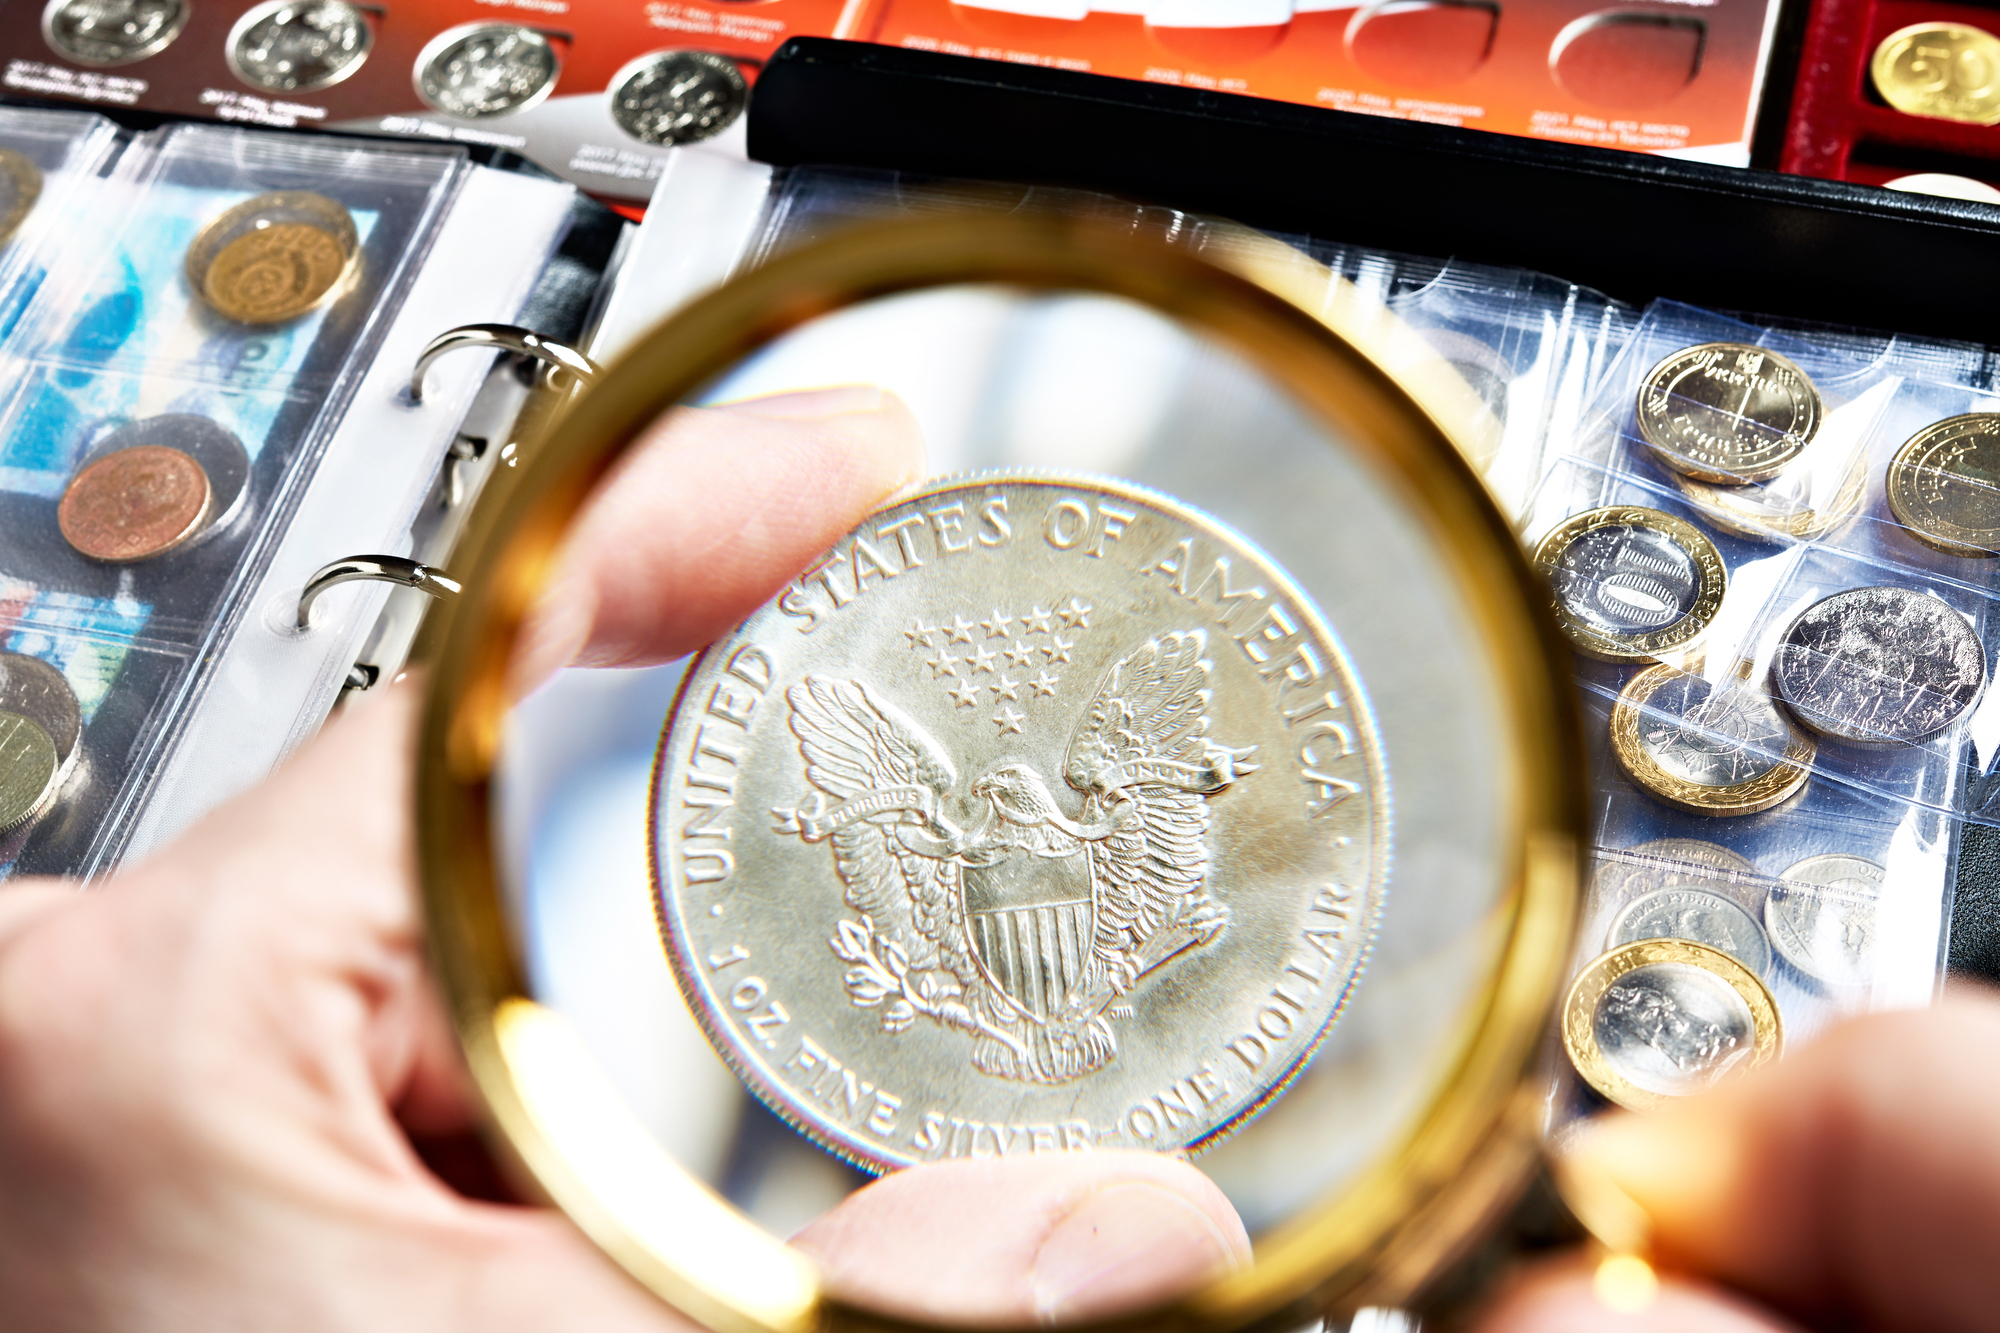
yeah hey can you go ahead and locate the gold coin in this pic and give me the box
[1885,413,2000,557]
[1564,938,1781,1111]
[1611,660,1814,816]
[1670,441,1868,544]
[1532,506,1727,663]
[1872,23,2000,125]
[1635,343,1821,484]
[0,709,59,835]
[0,148,42,247]
[185,190,358,324]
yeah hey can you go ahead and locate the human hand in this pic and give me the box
[0,387,1249,1332]
[1476,994,2000,1332]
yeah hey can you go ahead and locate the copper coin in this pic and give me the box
[58,445,213,562]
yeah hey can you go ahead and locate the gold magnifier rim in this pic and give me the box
[414,211,1585,1333]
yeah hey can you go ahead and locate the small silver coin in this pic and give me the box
[653,475,1387,1169]
[1593,959,1759,1098]
[1767,853,1882,988]
[1771,586,1985,747]
[41,0,188,66]
[414,23,558,119]
[226,0,371,93]
[608,49,748,146]
[1609,887,1771,976]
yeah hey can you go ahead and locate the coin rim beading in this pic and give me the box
[1769,585,1987,747]
[1532,505,1728,663]
[1610,660,1815,816]
[1635,342,1823,484]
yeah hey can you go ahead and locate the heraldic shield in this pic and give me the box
[961,849,1096,1024]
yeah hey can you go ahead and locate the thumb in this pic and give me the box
[791,1151,1250,1324]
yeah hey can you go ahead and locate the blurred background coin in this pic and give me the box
[1670,443,1866,543]
[1636,342,1820,483]
[1767,853,1883,988]
[415,23,559,119]
[1608,886,1771,975]
[1886,412,2000,557]
[608,50,747,145]
[0,148,43,247]
[185,190,358,324]
[1611,661,1814,816]
[226,0,372,94]
[0,654,82,804]
[0,711,59,836]
[1533,505,1726,662]
[1872,22,2000,125]
[41,0,188,65]
[1771,586,1985,746]
[57,444,212,563]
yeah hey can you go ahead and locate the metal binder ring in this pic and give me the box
[298,555,462,630]
[409,324,601,403]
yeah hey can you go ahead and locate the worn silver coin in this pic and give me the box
[1767,853,1882,988]
[413,23,558,119]
[1609,887,1771,976]
[226,0,371,93]
[41,0,188,65]
[608,49,747,145]
[1771,586,1985,747]
[653,475,1388,1169]
[1592,837,1759,909]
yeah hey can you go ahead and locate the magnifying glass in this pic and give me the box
[414,209,1586,1331]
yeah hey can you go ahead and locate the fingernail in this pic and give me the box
[714,385,886,419]
[1030,1181,1244,1323]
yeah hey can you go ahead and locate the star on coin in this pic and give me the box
[903,619,935,650]
[949,679,982,708]
[990,675,1021,701]
[981,609,1014,638]
[993,705,1026,735]
[1029,670,1060,698]
[968,645,998,674]
[945,615,977,644]
[1043,635,1075,664]
[925,651,960,679]
[1003,641,1036,669]
[1021,605,1055,634]
[1058,597,1093,629]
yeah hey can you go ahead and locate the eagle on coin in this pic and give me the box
[772,630,1256,1084]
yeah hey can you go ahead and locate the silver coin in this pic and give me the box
[1593,960,1758,1098]
[1771,586,1985,747]
[1609,887,1770,975]
[653,475,1387,1169]
[1766,853,1882,988]
[226,0,371,93]
[1592,837,1759,907]
[413,23,558,119]
[608,49,748,146]
[41,0,188,66]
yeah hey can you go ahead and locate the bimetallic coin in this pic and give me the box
[1636,343,1821,483]
[1670,442,1868,544]
[41,0,187,65]
[0,711,59,836]
[1608,888,1771,975]
[654,476,1387,1168]
[185,191,358,325]
[1767,853,1882,988]
[1532,506,1726,663]
[1771,586,1985,747]
[1564,938,1781,1111]
[608,49,748,146]
[226,0,372,93]
[1886,413,2000,557]
[0,149,43,248]
[414,24,559,119]
[58,445,212,563]
[1610,662,1813,816]
[1591,838,1759,909]
[1872,23,2000,125]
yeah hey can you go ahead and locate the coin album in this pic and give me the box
[0,105,582,878]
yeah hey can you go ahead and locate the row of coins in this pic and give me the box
[1563,841,1880,1109]
[1632,339,2000,555]
[38,0,748,146]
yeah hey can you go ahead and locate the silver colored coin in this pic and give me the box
[653,475,1387,1169]
[1609,887,1770,976]
[1767,853,1882,988]
[1635,342,1821,483]
[227,0,371,93]
[1592,837,1759,908]
[1771,586,1985,747]
[41,0,188,66]
[414,23,558,119]
[608,49,748,146]
[1593,960,1758,1098]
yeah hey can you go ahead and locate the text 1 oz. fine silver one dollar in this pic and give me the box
[653,475,1388,1169]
